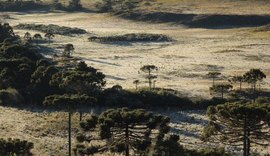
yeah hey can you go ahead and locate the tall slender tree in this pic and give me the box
[140,65,158,90]
[133,79,140,90]
[43,94,95,156]
[229,75,244,91]
[206,71,221,86]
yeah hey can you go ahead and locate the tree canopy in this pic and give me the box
[74,108,179,156]
[243,69,266,91]
[203,102,270,156]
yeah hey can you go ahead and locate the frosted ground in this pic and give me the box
[4,12,270,98]
[0,10,269,155]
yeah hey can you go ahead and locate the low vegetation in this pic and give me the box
[0,138,34,155]
[88,33,172,43]
[15,23,88,36]
[0,1,47,11]
[254,24,270,32]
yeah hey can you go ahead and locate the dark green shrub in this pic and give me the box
[88,33,172,43]
[0,88,23,106]
[0,1,47,11]
[0,138,34,155]
[184,148,230,156]
[15,24,87,36]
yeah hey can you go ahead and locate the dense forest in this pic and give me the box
[0,0,270,156]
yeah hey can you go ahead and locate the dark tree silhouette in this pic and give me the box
[50,61,105,120]
[140,65,158,90]
[203,102,270,156]
[133,79,139,90]
[75,108,173,156]
[210,84,233,99]
[229,75,244,91]
[0,23,15,42]
[206,72,221,86]
[43,94,96,156]
[44,32,54,44]
[32,33,43,45]
[23,32,31,41]
[68,0,82,10]
[0,138,34,155]
[243,69,266,92]
[63,43,75,57]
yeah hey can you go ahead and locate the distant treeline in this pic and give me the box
[0,1,48,11]
[88,33,173,43]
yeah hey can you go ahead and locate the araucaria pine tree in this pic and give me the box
[74,108,177,156]
[202,102,270,156]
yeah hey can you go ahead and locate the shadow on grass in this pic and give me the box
[117,11,270,29]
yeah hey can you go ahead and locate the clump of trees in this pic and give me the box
[207,69,267,101]
[15,23,87,36]
[0,1,47,11]
[0,138,34,155]
[88,33,172,43]
[68,0,82,10]
[0,23,16,43]
[140,65,158,90]
[96,0,147,12]
[203,102,270,156]
[0,25,106,106]
[99,87,197,108]
[74,108,182,156]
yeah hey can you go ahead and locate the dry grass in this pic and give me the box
[0,106,92,155]
[4,11,269,98]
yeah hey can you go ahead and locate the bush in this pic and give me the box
[99,87,197,108]
[256,96,270,104]
[0,138,33,155]
[15,24,88,36]
[195,97,228,108]
[0,88,24,106]
[88,33,173,43]
[184,148,230,156]
[0,1,47,11]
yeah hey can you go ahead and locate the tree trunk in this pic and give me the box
[243,117,247,156]
[148,70,151,90]
[221,87,224,100]
[125,124,129,156]
[212,77,215,86]
[240,82,242,91]
[149,79,152,90]
[135,83,138,90]
[79,111,83,121]
[68,111,72,156]
[247,129,250,156]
